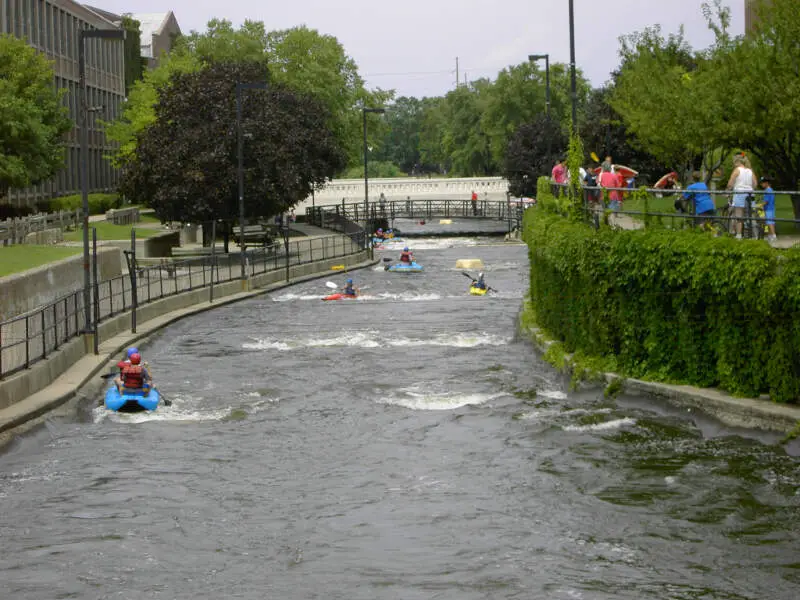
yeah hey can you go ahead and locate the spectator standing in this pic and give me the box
[726,156,757,239]
[551,159,567,197]
[471,190,479,215]
[759,176,777,242]
[598,163,621,210]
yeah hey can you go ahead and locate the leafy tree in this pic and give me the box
[504,114,568,197]
[610,25,729,179]
[265,26,392,166]
[373,96,425,173]
[107,20,387,173]
[0,34,71,202]
[120,62,346,225]
[716,0,800,220]
[581,87,669,184]
[482,61,591,167]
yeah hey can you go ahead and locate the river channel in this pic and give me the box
[1,236,798,599]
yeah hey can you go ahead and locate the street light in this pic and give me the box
[568,0,578,131]
[528,54,550,116]
[236,81,268,282]
[362,107,385,224]
[79,28,125,336]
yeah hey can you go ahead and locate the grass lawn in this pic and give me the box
[0,246,82,278]
[62,221,166,242]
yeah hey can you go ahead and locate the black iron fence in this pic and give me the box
[0,230,368,380]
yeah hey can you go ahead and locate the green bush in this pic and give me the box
[341,161,405,179]
[47,193,122,215]
[523,188,800,403]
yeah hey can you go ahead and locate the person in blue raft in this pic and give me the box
[115,352,152,394]
[399,247,414,264]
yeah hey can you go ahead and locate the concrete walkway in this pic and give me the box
[0,256,378,444]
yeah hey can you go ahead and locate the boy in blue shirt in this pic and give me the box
[759,176,777,242]
[681,173,715,217]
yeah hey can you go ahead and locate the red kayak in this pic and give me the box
[322,293,358,301]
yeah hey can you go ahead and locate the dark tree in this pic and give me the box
[504,115,567,198]
[121,61,346,224]
[580,87,670,185]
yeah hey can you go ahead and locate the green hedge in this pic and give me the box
[524,180,800,403]
[47,193,122,215]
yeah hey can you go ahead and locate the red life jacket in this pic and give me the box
[400,252,412,263]
[122,364,145,389]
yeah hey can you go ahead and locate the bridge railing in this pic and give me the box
[307,199,524,232]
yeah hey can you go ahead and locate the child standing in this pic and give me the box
[759,176,777,243]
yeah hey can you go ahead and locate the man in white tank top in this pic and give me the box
[726,156,758,238]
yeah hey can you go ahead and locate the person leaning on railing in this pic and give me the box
[681,172,716,224]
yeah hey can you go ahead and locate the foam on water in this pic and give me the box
[563,418,637,432]
[271,292,328,302]
[92,393,279,424]
[242,331,509,351]
[539,390,568,400]
[379,389,507,411]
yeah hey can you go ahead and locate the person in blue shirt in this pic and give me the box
[342,278,358,296]
[759,176,777,242]
[473,272,487,290]
[681,173,716,221]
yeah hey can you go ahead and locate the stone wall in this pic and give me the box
[0,248,124,321]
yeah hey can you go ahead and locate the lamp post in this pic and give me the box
[281,221,290,282]
[568,0,578,131]
[79,28,125,336]
[236,81,268,282]
[362,107,385,225]
[528,54,550,116]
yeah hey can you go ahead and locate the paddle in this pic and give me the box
[155,388,173,407]
[591,151,600,163]
[325,281,338,289]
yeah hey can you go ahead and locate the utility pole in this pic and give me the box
[455,57,459,88]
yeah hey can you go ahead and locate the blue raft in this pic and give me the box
[104,386,161,412]
[385,261,424,273]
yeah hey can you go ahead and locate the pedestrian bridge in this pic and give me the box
[306,199,524,236]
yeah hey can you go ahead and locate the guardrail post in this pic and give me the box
[130,229,137,333]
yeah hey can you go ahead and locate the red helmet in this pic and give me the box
[129,353,141,365]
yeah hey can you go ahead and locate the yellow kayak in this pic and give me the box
[469,286,488,296]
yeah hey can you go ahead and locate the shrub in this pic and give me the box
[47,193,121,214]
[523,199,800,403]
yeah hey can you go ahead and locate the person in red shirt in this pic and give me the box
[471,190,478,215]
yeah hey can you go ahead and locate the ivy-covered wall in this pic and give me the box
[524,180,800,403]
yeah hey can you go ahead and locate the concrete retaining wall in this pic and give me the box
[0,248,124,321]
[0,250,371,416]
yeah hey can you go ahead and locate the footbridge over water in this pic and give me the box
[306,199,525,237]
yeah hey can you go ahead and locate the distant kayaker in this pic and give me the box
[399,247,414,263]
[118,353,152,393]
[374,228,385,240]
[473,272,487,290]
[342,278,359,296]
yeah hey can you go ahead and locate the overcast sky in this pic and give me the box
[96,0,745,98]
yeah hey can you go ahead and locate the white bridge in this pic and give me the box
[296,177,510,214]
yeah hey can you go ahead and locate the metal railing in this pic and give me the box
[307,199,524,231]
[550,183,800,238]
[0,230,368,380]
